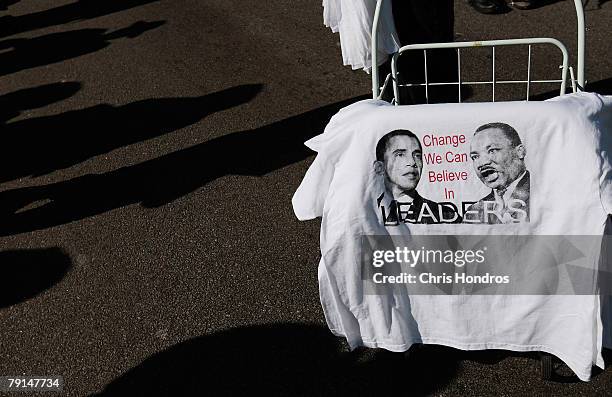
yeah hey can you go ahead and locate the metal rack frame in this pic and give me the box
[371,0,586,104]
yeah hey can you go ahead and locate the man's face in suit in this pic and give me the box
[377,135,423,199]
[469,128,526,190]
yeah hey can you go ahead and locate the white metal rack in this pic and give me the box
[371,0,586,104]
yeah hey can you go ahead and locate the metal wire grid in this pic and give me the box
[385,40,578,105]
[371,0,586,104]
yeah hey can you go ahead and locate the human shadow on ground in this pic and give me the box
[0,21,165,76]
[0,94,365,236]
[0,81,81,124]
[91,323,459,397]
[0,247,71,308]
[0,84,263,184]
[0,0,161,39]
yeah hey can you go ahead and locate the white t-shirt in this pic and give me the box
[293,93,612,381]
[322,0,401,72]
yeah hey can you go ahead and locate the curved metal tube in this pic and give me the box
[370,0,586,99]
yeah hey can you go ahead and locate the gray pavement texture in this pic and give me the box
[0,0,611,396]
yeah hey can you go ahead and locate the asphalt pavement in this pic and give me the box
[1,0,612,395]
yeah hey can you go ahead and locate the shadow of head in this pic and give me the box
[0,247,71,308]
[91,324,459,396]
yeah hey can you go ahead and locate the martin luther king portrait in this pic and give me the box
[464,122,530,224]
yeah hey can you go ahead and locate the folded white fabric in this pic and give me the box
[293,93,612,381]
[322,0,401,72]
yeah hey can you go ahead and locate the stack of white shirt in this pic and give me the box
[323,0,401,72]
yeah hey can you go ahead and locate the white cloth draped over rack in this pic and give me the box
[322,0,401,72]
[293,93,612,381]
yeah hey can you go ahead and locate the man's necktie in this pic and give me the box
[496,188,514,223]
[495,188,506,209]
